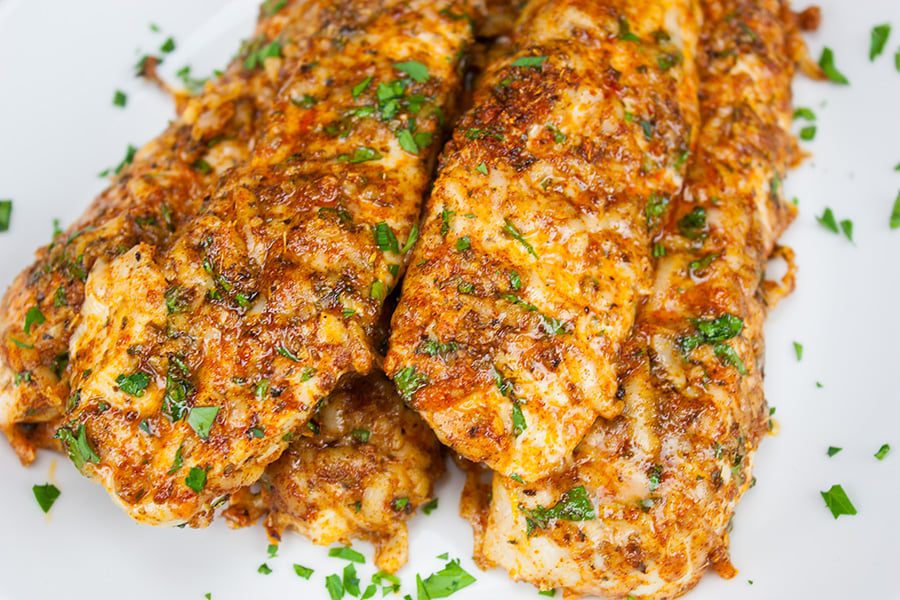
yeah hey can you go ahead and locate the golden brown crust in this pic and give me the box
[0,0,327,461]
[473,1,802,597]
[39,0,476,526]
[385,0,701,482]
[260,373,444,573]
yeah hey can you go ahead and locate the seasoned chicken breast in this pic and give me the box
[468,1,805,597]
[258,373,444,574]
[0,0,325,464]
[385,0,700,482]
[57,0,476,527]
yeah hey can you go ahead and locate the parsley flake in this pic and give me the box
[870,24,891,61]
[820,484,857,518]
[799,125,816,141]
[418,558,477,598]
[793,341,803,361]
[294,564,314,579]
[160,37,175,53]
[329,546,365,563]
[393,366,429,402]
[116,371,151,397]
[187,406,220,440]
[23,306,45,335]
[352,76,373,98]
[827,446,842,457]
[816,207,839,233]
[503,218,538,258]
[422,497,439,515]
[818,47,849,85]
[511,56,548,69]
[33,483,61,513]
[793,107,816,121]
[340,147,382,164]
[0,200,11,231]
[113,90,127,108]
[519,486,596,535]
[394,60,430,82]
[475,162,488,175]
[54,424,99,471]
[890,191,900,229]
[875,443,891,460]
[456,236,471,252]
[185,466,209,493]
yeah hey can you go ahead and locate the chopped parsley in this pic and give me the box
[475,162,488,175]
[400,225,419,253]
[799,125,816,141]
[680,313,743,352]
[160,37,175,53]
[374,222,400,254]
[187,406,220,440]
[113,90,127,108]
[393,366,429,402]
[839,219,853,242]
[417,339,457,356]
[325,574,343,600]
[370,279,387,301]
[393,60,430,82]
[391,497,409,511]
[713,343,747,375]
[793,107,816,121]
[816,207,839,233]
[827,446,842,457]
[546,124,566,143]
[243,38,283,70]
[32,483,61,513]
[352,429,370,443]
[262,0,286,15]
[870,24,891,61]
[890,191,900,229]
[511,56,548,69]
[257,563,272,575]
[422,497,439,515]
[168,444,183,474]
[293,564,314,579]
[618,16,640,42]
[328,546,365,563]
[343,563,361,596]
[23,306,45,335]
[511,401,527,436]
[645,194,669,226]
[818,47,849,85]
[456,236,471,252]
[793,341,803,361]
[538,590,557,597]
[99,144,137,177]
[503,218,538,258]
[418,558,476,598]
[440,206,454,236]
[54,424,99,470]
[510,473,525,484]
[0,200,11,231]
[339,147,382,164]
[116,371,151,397]
[519,486,596,535]
[277,345,301,362]
[875,443,891,460]
[352,76,373,98]
[185,466,209,493]
[652,243,666,257]
[677,206,707,239]
[820,484,857,518]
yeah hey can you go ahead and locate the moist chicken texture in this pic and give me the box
[256,373,444,574]
[468,1,804,598]
[385,0,700,482]
[51,0,476,527]
[0,1,326,465]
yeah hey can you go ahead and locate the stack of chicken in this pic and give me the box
[0,0,820,595]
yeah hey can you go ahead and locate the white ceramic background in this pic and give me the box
[0,1,898,598]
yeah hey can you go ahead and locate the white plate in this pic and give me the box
[0,1,898,598]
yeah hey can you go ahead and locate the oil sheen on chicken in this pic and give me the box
[468,1,806,598]
[385,0,701,483]
[52,0,476,527]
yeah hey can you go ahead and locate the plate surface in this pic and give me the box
[0,1,898,598]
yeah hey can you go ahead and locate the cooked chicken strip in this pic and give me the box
[258,373,444,574]
[0,0,325,464]
[470,1,803,597]
[385,0,700,482]
[59,0,476,527]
